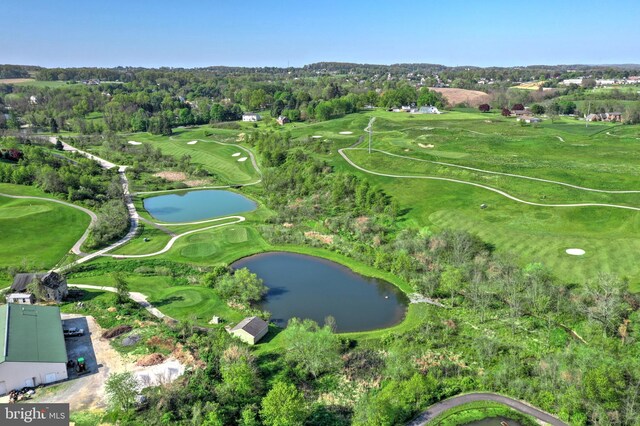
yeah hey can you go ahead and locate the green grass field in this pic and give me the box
[273,109,640,287]
[0,183,90,275]
[126,128,261,186]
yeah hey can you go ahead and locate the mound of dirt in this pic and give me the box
[102,325,132,339]
[429,87,491,107]
[136,353,165,367]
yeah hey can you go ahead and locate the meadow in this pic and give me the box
[0,183,90,278]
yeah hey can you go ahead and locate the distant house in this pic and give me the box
[415,105,442,114]
[11,272,68,303]
[277,115,290,125]
[6,293,35,305]
[0,304,68,395]
[228,316,268,345]
[586,112,623,122]
[242,113,261,122]
[511,109,531,116]
[517,116,542,124]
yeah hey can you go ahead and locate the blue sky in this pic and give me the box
[1,0,639,68]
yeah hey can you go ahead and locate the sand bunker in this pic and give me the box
[128,141,142,145]
[311,135,322,139]
[237,157,248,162]
[418,143,435,148]
[339,131,353,135]
[187,140,198,145]
[566,248,585,256]
[232,152,241,157]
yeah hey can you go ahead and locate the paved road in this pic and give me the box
[48,138,140,272]
[0,192,97,256]
[339,148,640,212]
[68,284,175,322]
[105,215,245,258]
[408,392,567,426]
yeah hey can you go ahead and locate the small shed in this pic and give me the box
[277,115,290,125]
[228,316,268,345]
[6,293,35,305]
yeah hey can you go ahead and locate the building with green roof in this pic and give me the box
[0,304,68,395]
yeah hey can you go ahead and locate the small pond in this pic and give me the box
[231,252,408,332]
[144,190,256,222]
[463,417,523,426]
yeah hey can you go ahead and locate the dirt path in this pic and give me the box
[408,392,567,426]
[68,284,174,321]
[0,192,97,256]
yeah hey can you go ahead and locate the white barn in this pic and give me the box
[0,304,68,395]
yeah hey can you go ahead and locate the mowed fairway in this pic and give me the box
[294,110,640,287]
[0,189,90,271]
[131,128,260,185]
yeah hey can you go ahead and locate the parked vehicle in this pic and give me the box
[63,327,84,337]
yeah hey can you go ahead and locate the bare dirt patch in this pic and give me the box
[304,231,334,244]
[429,87,491,107]
[0,78,34,84]
[136,353,166,366]
[154,171,187,181]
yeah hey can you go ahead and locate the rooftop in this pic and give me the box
[230,316,268,337]
[0,304,67,364]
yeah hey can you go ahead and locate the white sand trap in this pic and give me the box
[187,140,198,145]
[128,141,142,145]
[311,135,322,139]
[418,143,435,148]
[339,131,353,135]
[566,248,585,256]
[237,157,248,162]
[232,152,241,157]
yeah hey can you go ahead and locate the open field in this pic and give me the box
[0,183,90,274]
[126,128,260,186]
[429,87,491,106]
[0,78,70,88]
[272,109,640,287]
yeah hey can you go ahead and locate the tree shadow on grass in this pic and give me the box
[154,295,185,307]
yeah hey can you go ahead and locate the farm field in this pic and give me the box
[0,183,90,276]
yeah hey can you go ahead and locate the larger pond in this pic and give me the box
[231,252,408,332]
[144,190,256,222]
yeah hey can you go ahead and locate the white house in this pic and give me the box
[242,113,261,122]
[415,106,442,114]
[6,293,35,305]
[0,304,68,395]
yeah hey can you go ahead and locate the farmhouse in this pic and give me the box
[277,115,290,125]
[5,293,35,305]
[242,113,261,122]
[0,304,68,395]
[517,116,542,123]
[228,316,268,345]
[11,272,68,302]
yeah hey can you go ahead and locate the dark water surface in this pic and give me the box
[232,252,408,332]
[144,190,256,222]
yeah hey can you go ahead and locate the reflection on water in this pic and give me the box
[232,252,408,332]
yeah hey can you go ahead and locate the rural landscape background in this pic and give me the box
[1,1,640,425]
